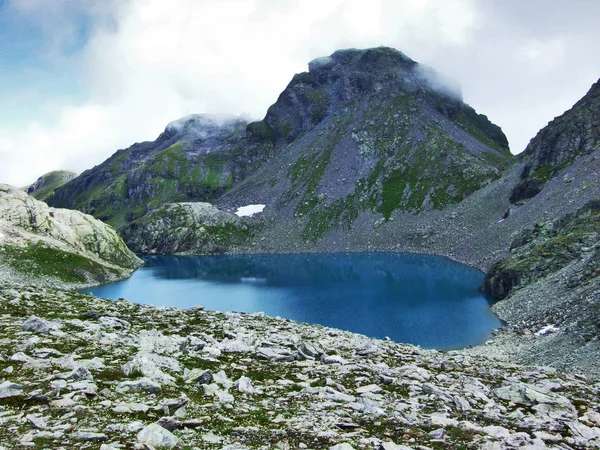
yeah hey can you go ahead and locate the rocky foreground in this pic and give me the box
[1,284,600,449]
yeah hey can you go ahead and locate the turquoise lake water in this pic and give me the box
[81,252,501,350]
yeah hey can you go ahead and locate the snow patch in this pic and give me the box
[535,324,559,336]
[235,204,265,217]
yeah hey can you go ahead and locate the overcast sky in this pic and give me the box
[1,0,599,186]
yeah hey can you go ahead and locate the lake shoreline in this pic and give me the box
[81,252,500,351]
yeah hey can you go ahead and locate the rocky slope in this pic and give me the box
[206,75,599,271]
[120,202,251,255]
[463,199,600,378]
[24,170,78,202]
[1,283,599,449]
[121,72,600,379]
[0,184,142,287]
[46,115,277,229]
[510,78,600,203]
[462,81,600,378]
[23,47,600,380]
[483,200,600,300]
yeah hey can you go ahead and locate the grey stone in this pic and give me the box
[329,444,355,450]
[0,381,23,398]
[22,316,58,333]
[71,431,108,442]
[117,377,162,394]
[137,423,179,448]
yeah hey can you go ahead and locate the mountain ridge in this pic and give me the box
[47,47,511,231]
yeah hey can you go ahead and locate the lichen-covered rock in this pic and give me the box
[0,184,142,286]
[137,423,179,449]
[120,202,250,254]
[0,381,23,398]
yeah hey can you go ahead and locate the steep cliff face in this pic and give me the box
[0,184,142,286]
[510,78,600,203]
[46,115,276,229]
[120,202,251,254]
[25,170,78,202]
[219,47,511,244]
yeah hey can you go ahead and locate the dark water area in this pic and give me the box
[81,252,501,350]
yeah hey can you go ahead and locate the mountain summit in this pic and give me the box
[219,47,511,243]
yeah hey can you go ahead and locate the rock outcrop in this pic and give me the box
[25,170,78,202]
[471,200,600,377]
[120,202,251,254]
[1,283,599,449]
[0,184,142,286]
[483,199,600,300]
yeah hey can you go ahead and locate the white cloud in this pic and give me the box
[4,0,600,187]
[516,38,566,72]
[1,0,482,186]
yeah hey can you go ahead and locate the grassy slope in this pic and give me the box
[28,171,77,202]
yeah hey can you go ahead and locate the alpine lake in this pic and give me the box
[81,252,502,350]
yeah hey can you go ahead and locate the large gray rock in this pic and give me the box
[493,383,576,418]
[0,381,23,398]
[0,184,142,285]
[121,353,176,384]
[22,316,60,334]
[117,377,162,395]
[137,423,180,449]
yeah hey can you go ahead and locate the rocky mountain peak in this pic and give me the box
[308,46,462,101]
[250,46,484,149]
[48,46,510,230]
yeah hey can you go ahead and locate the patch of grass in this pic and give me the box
[1,243,120,284]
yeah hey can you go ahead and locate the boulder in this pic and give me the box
[137,423,180,449]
